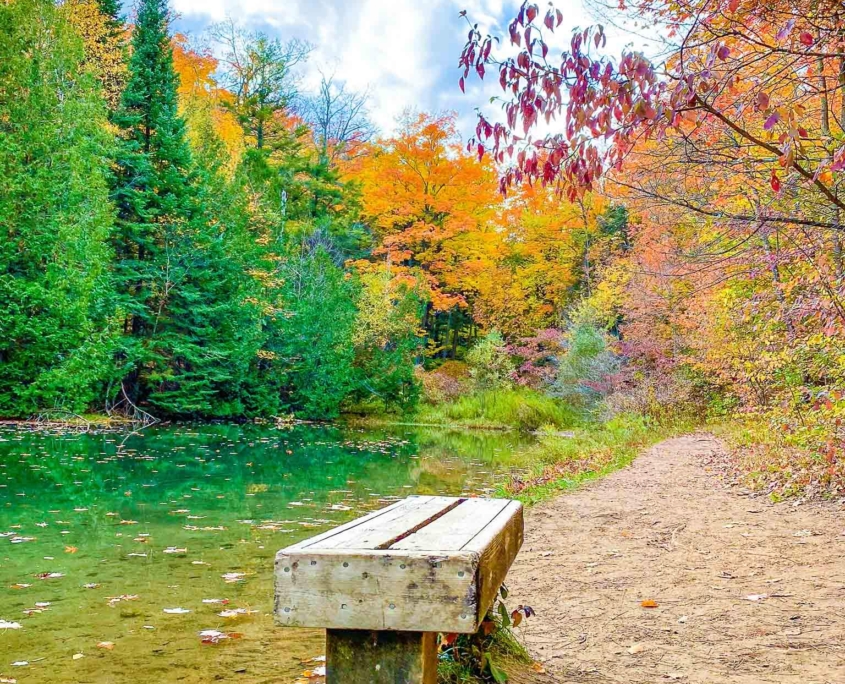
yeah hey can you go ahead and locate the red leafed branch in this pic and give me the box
[458,2,665,200]
[458,0,845,214]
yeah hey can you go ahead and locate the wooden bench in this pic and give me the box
[274,495,524,684]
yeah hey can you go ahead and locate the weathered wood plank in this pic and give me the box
[275,549,480,633]
[307,496,460,551]
[391,498,510,551]
[326,629,437,684]
[282,497,421,552]
[464,499,524,620]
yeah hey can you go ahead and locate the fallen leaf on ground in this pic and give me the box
[745,594,768,602]
[641,599,658,608]
[628,643,646,655]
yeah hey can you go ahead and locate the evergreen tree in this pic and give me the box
[0,0,117,416]
[96,0,122,24]
[111,0,249,416]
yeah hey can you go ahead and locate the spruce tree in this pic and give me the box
[0,0,117,416]
[111,0,246,416]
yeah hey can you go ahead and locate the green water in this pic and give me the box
[0,423,528,683]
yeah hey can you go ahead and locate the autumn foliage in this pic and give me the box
[456,0,845,496]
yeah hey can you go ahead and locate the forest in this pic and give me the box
[3,0,845,498]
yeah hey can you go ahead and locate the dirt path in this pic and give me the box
[507,434,845,684]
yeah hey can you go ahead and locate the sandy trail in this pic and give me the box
[507,434,845,684]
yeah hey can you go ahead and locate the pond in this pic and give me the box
[0,423,529,683]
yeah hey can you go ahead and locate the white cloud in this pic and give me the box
[168,0,655,138]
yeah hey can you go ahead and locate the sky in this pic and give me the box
[166,0,652,140]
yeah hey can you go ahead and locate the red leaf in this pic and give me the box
[756,91,770,110]
[459,77,465,93]
[799,32,814,46]
[770,170,781,192]
[526,4,537,23]
[717,45,730,60]
[728,0,740,10]
[544,11,554,30]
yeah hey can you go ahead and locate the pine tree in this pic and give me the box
[96,0,122,24]
[111,0,249,416]
[0,0,117,416]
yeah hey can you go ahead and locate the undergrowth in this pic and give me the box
[415,388,582,431]
[710,412,845,500]
[438,590,534,684]
[502,413,693,505]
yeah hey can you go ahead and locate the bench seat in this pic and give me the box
[274,495,523,634]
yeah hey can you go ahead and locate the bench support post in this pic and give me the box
[326,629,437,684]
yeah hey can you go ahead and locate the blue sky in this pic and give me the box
[162,0,647,139]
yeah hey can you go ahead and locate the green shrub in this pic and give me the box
[466,331,515,391]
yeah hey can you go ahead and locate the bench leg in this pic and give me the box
[326,629,437,684]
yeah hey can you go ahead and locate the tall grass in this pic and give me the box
[503,413,693,505]
[415,388,583,431]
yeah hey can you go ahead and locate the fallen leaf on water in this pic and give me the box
[0,620,22,630]
[65,546,78,554]
[96,642,114,650]
[11,662,28,667]
[106,595,138,608]
[199,629,229,644]
[72,653,84,661]
[221,573,245,583]
[641,600,659,608]
[36,572,64,580]
[0,676,18,683]
[163,608,190,615]
[10,584,31,590]
[219,608,257,618]
[83,583,100,589]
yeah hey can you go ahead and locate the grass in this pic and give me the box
[501,413,694,505]
[414,388,583,432]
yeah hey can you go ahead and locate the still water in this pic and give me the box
[0,423,528,683]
